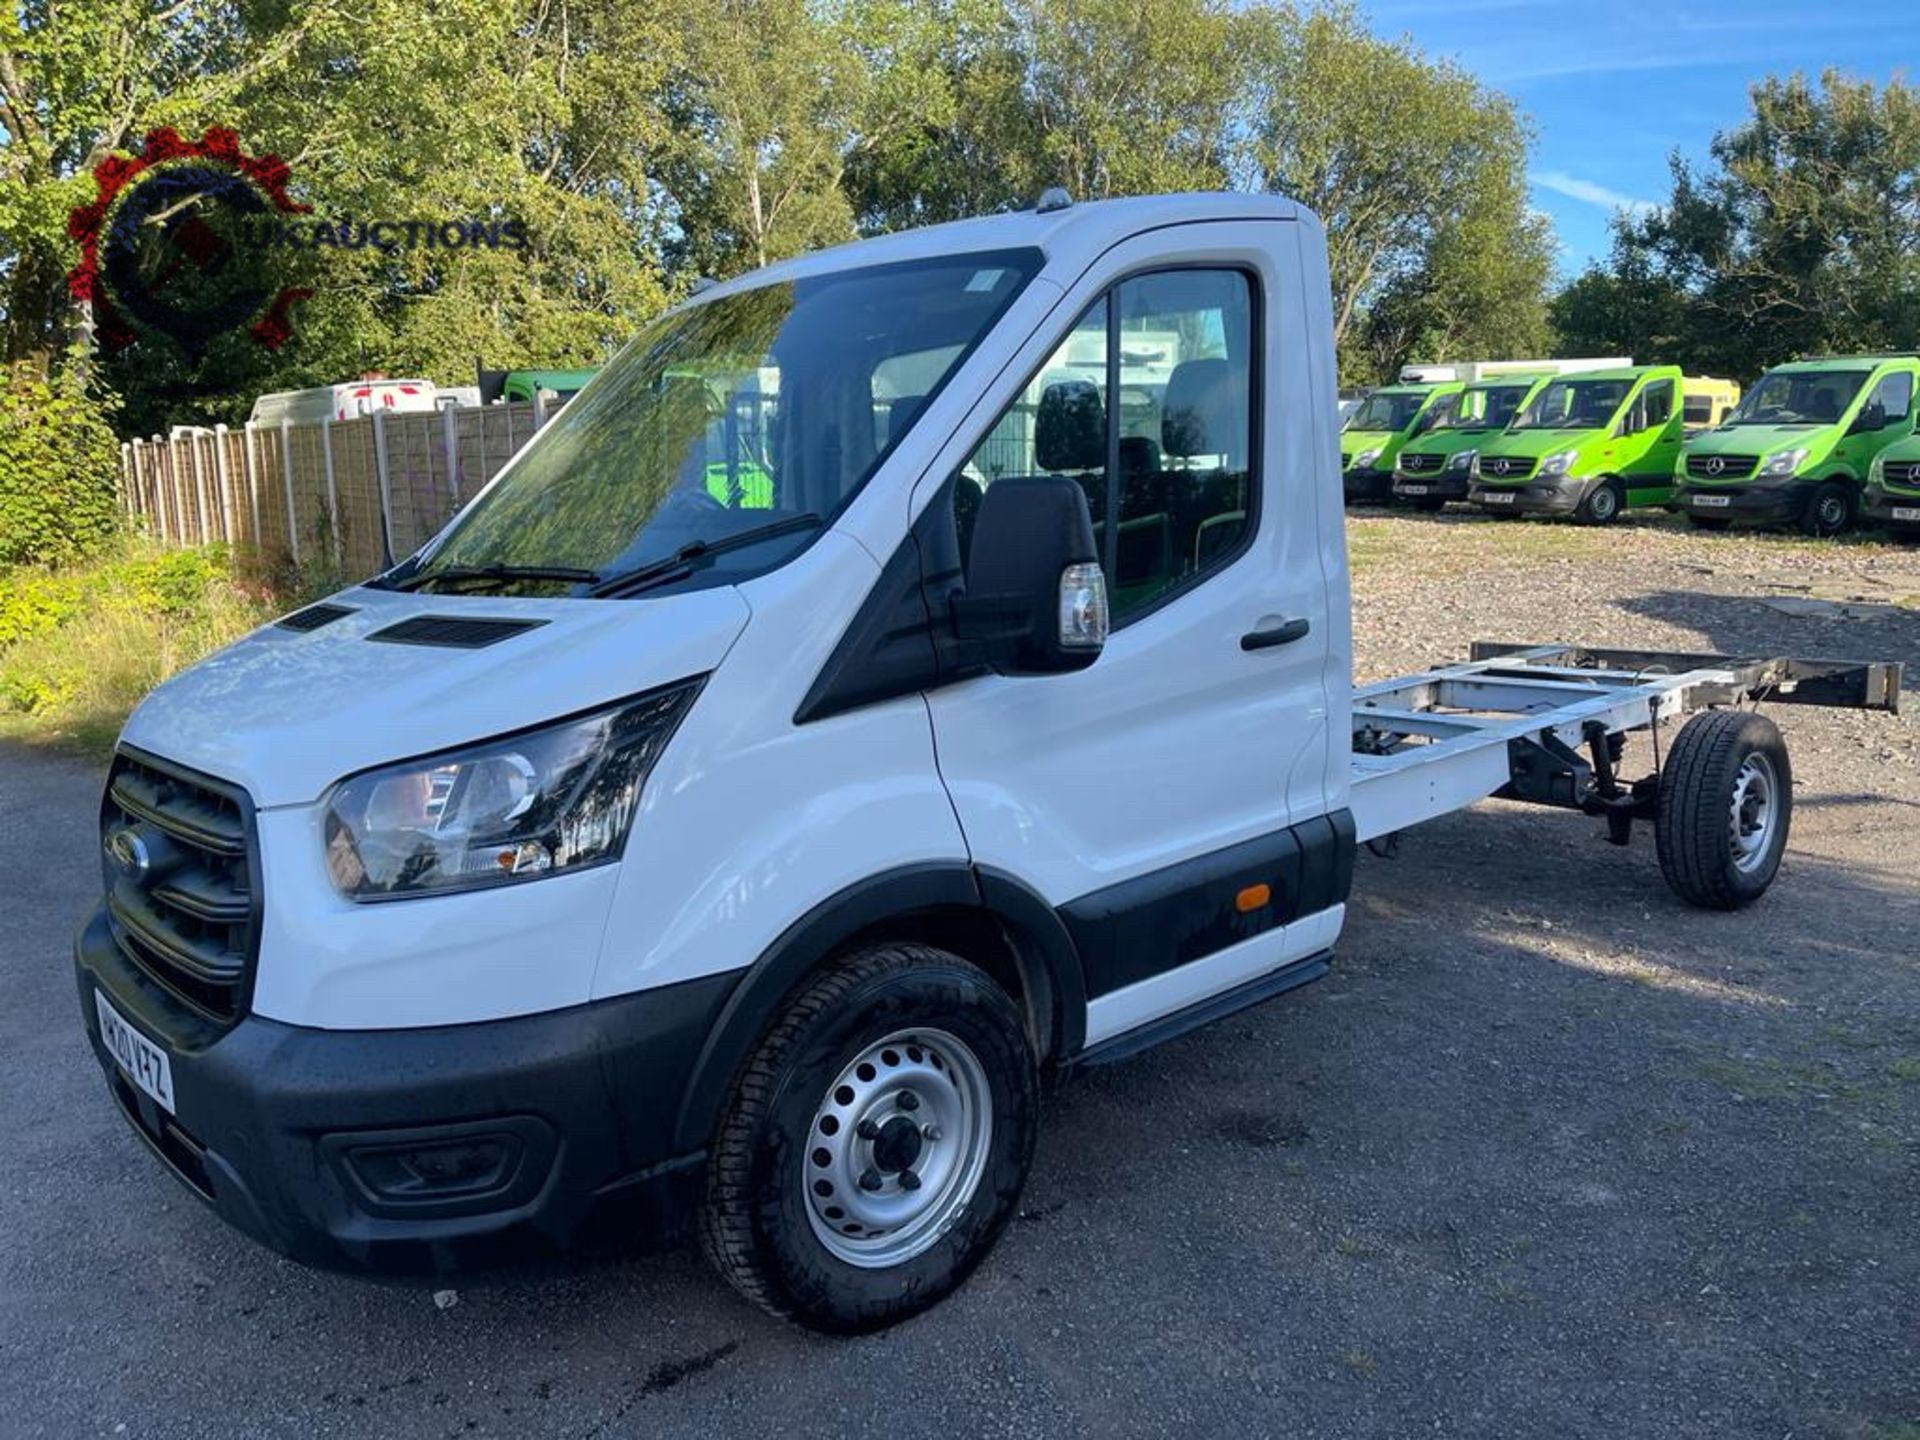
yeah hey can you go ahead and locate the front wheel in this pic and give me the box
[1800,479,1855,537]
[1655,710,1792,909]
[700,944,1037,1332]
[1576,478,1624,525]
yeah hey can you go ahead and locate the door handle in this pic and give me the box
[1241,617,1311,651]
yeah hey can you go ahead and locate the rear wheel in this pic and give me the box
[1576,478,1624,525]
[1687,514,1731,531]
[1800,479,1855,537]
[699,943,1037,1332]
[1655,710,1792,909]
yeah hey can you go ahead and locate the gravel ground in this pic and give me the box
[3,511,1916,1439]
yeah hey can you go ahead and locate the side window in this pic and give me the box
[1683,394,1713,427]
[1640,378,1675,429]
[1866,370,1912,425]
[952,269,1256,623]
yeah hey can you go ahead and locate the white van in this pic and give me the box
[247,379,441,427]
[76,195,1899,1335]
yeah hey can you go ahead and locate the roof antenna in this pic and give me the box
[1034,187,1073,214]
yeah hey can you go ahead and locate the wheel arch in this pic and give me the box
[670,863,1085,1154]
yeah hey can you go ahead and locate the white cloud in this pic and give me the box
[1529,170,1660,216]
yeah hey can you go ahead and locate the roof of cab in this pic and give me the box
[1768,354,1918,373]
[693,192,1305,304]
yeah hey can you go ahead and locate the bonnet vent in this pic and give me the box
[366,615,548,649]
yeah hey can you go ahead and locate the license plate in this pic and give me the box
[1694,493,1731,508]
[1483,491,1515,505]
[1893,506,1920,522]
[1400,484,1429,495]
[96,990,175,1114]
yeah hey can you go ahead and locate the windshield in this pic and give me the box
[1344,390,1428,433]
[1436,383,1532,431]
[397,250,1040,594]
[1727,369,1871,427]
[1512,378,1632,431]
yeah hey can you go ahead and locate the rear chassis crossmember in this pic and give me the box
[1349,642,1902,846]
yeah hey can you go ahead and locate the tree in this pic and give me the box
[1244,3,1552,382]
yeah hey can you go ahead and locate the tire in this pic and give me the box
[1687,514,1731,532]
[1576,478,1624,525]
[1799,479,1855,537]
[1655,710,1792,909]
[699,943,1038,1332]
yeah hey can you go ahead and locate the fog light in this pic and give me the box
[346,1134,521,1200]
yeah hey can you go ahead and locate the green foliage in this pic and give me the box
[0,540,277,753]
[0,363,119,566]
[1553,70,1920,379]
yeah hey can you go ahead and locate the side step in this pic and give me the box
[1071,952,1331,1068]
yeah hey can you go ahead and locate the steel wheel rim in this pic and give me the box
[1729,751,1779,873]
[802,1028,993,1269]
[1818,493,1846,529]
[1591,486,1618,520]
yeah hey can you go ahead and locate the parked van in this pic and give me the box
[1341,382,1463,502]
[1390,358,1631,511]
[1672,355,1920,535]
[1469,366,1729,524]
[1684,378,1741,431]
[1398,357,1628,385]
[1864,427,1920,539]
[247,380,440,427]
[477,368,600,407]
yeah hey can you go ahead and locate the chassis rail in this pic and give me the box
[1350,642,1903,843]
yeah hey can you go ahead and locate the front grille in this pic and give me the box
[1399,451,1444,473]
[1882,460,1920,489]
[1479,455,1535,480]
[1686,453,1758,480]
[101,752,260,1025]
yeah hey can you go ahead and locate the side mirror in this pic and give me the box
[951,477,1107,675]
[1851,400,1887,433]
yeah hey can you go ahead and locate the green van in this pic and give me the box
[1673,355,1920,536]
[1468,365,1707,524]
[1390,373,1549,511]
[1341,382,1463,503]
[1863,426,1920,540]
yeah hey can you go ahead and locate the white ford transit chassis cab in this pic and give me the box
[76,195,1901,1332]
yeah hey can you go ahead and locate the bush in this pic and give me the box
[0,540,279,754]
[0,365,121,567]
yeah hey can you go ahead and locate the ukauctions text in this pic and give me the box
[239,218,531,253]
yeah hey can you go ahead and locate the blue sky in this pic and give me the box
[1362,0,1912,277]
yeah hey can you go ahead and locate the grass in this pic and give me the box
[0,538,296,759]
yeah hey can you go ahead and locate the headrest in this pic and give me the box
[1162,358,1241,461]
[1119,435,1161,475]
[887,394,926,447]
[1036,381,1106,472]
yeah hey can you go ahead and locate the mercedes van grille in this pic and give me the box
[1686,454,1759,480]
[101,752,259,1025]
[1882,461,1920,489]
[1479,456,1534,480]
[1399,451,1444,473]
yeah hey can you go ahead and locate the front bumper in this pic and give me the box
[74,907,734,1271]
[1862,485,1920,530]
[1670,477,1810,524]
[1470,474,1583,515]
[1392,469,1471,502]
[1343,467,1395,503]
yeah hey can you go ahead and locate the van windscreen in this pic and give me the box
[392,249,1041,596]
[1512,378,1632,430]
[1728,370,1871,426]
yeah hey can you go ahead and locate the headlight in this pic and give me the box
[1537,450,1578,477]
[1758,448,1808,478]
[1352,448,1380,470]
[1447,449,1477,473]
[323,680,701,900]
[1868,453,1885,484]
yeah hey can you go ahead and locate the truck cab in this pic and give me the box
[75,193,1354,1333]
[1339,382,1462,503]
[1673,354,1919,535]
[1468,364,1720,524]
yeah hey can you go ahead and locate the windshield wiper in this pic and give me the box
[393,563,602,594]
[590,513,824,599]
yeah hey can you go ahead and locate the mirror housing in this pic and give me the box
[951,477,1106,675]
[1851,400,1887,434]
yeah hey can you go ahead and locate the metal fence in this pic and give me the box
[117,399,557,580]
